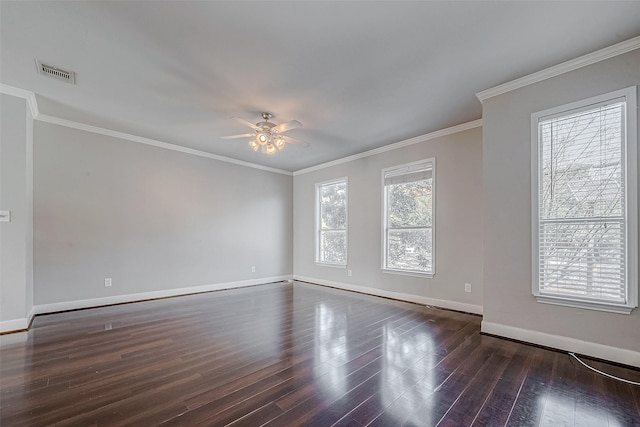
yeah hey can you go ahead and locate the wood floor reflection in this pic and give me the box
[1,281,639,426]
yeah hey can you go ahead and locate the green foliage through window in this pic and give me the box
[317,179,347,265]
[383,161,434,275]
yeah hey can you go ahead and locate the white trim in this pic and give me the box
[294,275,483,315]
[26,93,38,118]
[1,308,35,333]
[0,84,39,117]
[534,295,633,315]
[294,119,482,176]
[26,100,35,333]
[382,269,434,279]
[626,87,639,311]
[32,276,292,317]
[477,35,640,102]
[0,84,33,100]
[531,101,541,308]
[481,321,640,368]
[0,84,292,176]
[0,318,30,333]
[532,87,634,120]
[27,306,35,326]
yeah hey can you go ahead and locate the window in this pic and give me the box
[532,87,638,314]
[382,159,435,277]
[315,178,348,266]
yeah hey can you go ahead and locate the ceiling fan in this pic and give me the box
[222,112,306,154]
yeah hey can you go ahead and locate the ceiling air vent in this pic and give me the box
[35,60,75,84]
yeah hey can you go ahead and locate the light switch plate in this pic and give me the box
[0,211,10,222]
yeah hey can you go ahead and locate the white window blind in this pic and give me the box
[316,178,348,266]
[382,159,434,277]
[533,87,638,313]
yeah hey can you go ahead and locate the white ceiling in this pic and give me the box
[2,2,640,172]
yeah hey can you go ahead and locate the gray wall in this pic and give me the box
[482,50,640,353]
[0,93,33,325]
[293,127,483,309]
[34,122,292,305]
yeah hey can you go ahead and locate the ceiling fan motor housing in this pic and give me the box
[257,121,276,132]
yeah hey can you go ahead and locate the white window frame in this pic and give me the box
[315,177,348,268]
[382,158,436,278]
[531,86,638,314]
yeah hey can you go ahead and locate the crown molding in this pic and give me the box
[2,83,481,177]
[476,35,640,103]
[0,84,39,117]
[36,114,292,175]
[293,118,482,176]
[0,84,292,176]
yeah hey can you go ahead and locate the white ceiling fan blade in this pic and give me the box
[283,135,310,147]
[282,134,305,142]
[221,133,255,140]
[272,120,302,133]
[233,117,262,131]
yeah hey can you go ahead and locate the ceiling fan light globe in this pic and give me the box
[256,133,268,146]
[265,143,276,154]
[274,136,286,149]
[249,140,259,151]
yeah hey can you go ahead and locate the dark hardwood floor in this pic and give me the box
[1,281,639,426]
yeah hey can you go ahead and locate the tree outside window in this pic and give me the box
[316,179,347,265]
[383,160,434,277]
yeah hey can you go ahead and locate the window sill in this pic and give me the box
[316,262,347,269]
[535,294,635,314]
[383,268,434,279]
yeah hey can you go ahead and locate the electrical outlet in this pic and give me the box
[348,270,352,277]
[251,266,256,273]
[105,278,112,287]
[464,283,472,293]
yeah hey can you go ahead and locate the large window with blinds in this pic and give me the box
[316,178,348,266]
[531,87,638,314]
[382,159,435,277]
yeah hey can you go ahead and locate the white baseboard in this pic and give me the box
[32,275,292,317]
[0,317,29,333]
[0,307,35,333]
[27,306,35,327]
[482,321,640,368]
[294,275,483,315]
